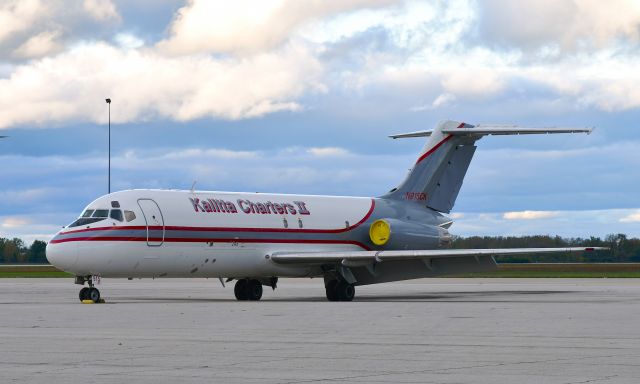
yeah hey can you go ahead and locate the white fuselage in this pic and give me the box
[46,189,377,278]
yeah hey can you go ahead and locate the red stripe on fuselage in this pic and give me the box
[49,236,371,251]
[59,199,376,235]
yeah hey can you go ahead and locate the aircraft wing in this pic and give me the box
[270,247,605,265]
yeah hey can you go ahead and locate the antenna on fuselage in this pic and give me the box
[190,180,197,193]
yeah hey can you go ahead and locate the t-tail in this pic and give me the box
[382,120,592,213]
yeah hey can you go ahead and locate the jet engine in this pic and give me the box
[369,218,451,250]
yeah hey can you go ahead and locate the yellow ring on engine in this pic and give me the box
[369,219,391,246]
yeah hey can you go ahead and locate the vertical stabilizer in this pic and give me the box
[383,121,593,213]
[382,120,478,213]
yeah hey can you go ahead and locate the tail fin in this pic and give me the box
[383,120,592,213]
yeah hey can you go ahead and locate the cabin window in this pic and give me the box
[110,209,124,222]
[124,210,136,222]
[92,209,109,218]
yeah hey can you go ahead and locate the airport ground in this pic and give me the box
[1,278,640,383]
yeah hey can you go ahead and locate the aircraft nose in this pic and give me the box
[46,238,78,272]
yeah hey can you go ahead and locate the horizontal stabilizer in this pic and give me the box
[390,125,592,139]
[271,247,606,265]
[444,126,593,136]
[389,130,433,139]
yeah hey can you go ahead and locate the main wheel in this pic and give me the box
[336,282,355,301]
[79,287,90,301]
[247,279,263,301]
[88,287,100,303]
[325,280,339,301]
[234,279,249,300]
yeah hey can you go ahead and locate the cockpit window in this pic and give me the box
[67,208,110,227]
[92,209,109,218]
[68,217,105,227]
[81,209,94,218]
[124,210,136,222]
[110,209,123,222]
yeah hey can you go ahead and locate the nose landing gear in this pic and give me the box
[76,275,101,303]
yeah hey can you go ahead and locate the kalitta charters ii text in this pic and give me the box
[189,198,311,215]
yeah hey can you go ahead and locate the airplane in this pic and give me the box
[46,120,603,302]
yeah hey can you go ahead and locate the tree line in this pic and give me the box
[0,234,638,264]
[0,238,47,264]
[451,233,639,263]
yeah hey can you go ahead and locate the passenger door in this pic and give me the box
[137,198,165,246]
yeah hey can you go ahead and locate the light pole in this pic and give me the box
[105,98,111,194]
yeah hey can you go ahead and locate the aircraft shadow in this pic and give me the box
[108,290,578,304]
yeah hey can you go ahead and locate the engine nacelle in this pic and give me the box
[369,218,451,250]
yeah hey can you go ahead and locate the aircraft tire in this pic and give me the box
[247,279,263,301]
[88,287,100,303]
[79,287,90,302]
[234,279,249,300]
[325,280,339,301]
[336,282,355,302]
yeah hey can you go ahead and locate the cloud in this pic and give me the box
[0,0,47,43]
[0,214,66,243]
[1,217,30,229]
[441,70,506,97]
[431,93,456,108]
[476,0,640,52]
[0,1,123,61]
[620,210,640,223]
[3,0,640,129]
[82,0,120,22]
[0,41,323,128]
[12,30,62,59]
[503,211,560,220]
[307,147,351,157]
[157,0,397,55]
[452,208,640,238]
[160,148,259,160]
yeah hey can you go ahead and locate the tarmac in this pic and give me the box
[2,278,640,384]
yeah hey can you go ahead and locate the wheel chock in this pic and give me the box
[81,299,106,304]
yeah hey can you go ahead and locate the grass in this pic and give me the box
[450,263,640,278]
[0,265,71,278]
[0,271,73,278]
[450,271,640,278]
[1,263,639,278]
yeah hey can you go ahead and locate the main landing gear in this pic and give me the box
[76,276,101,303]
[325,280,355,302]
[234,279,263,301]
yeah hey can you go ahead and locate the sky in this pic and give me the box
[1,0,640,243]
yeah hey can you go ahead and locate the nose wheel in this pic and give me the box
[79,287,101,302]
[76,275,101,303]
